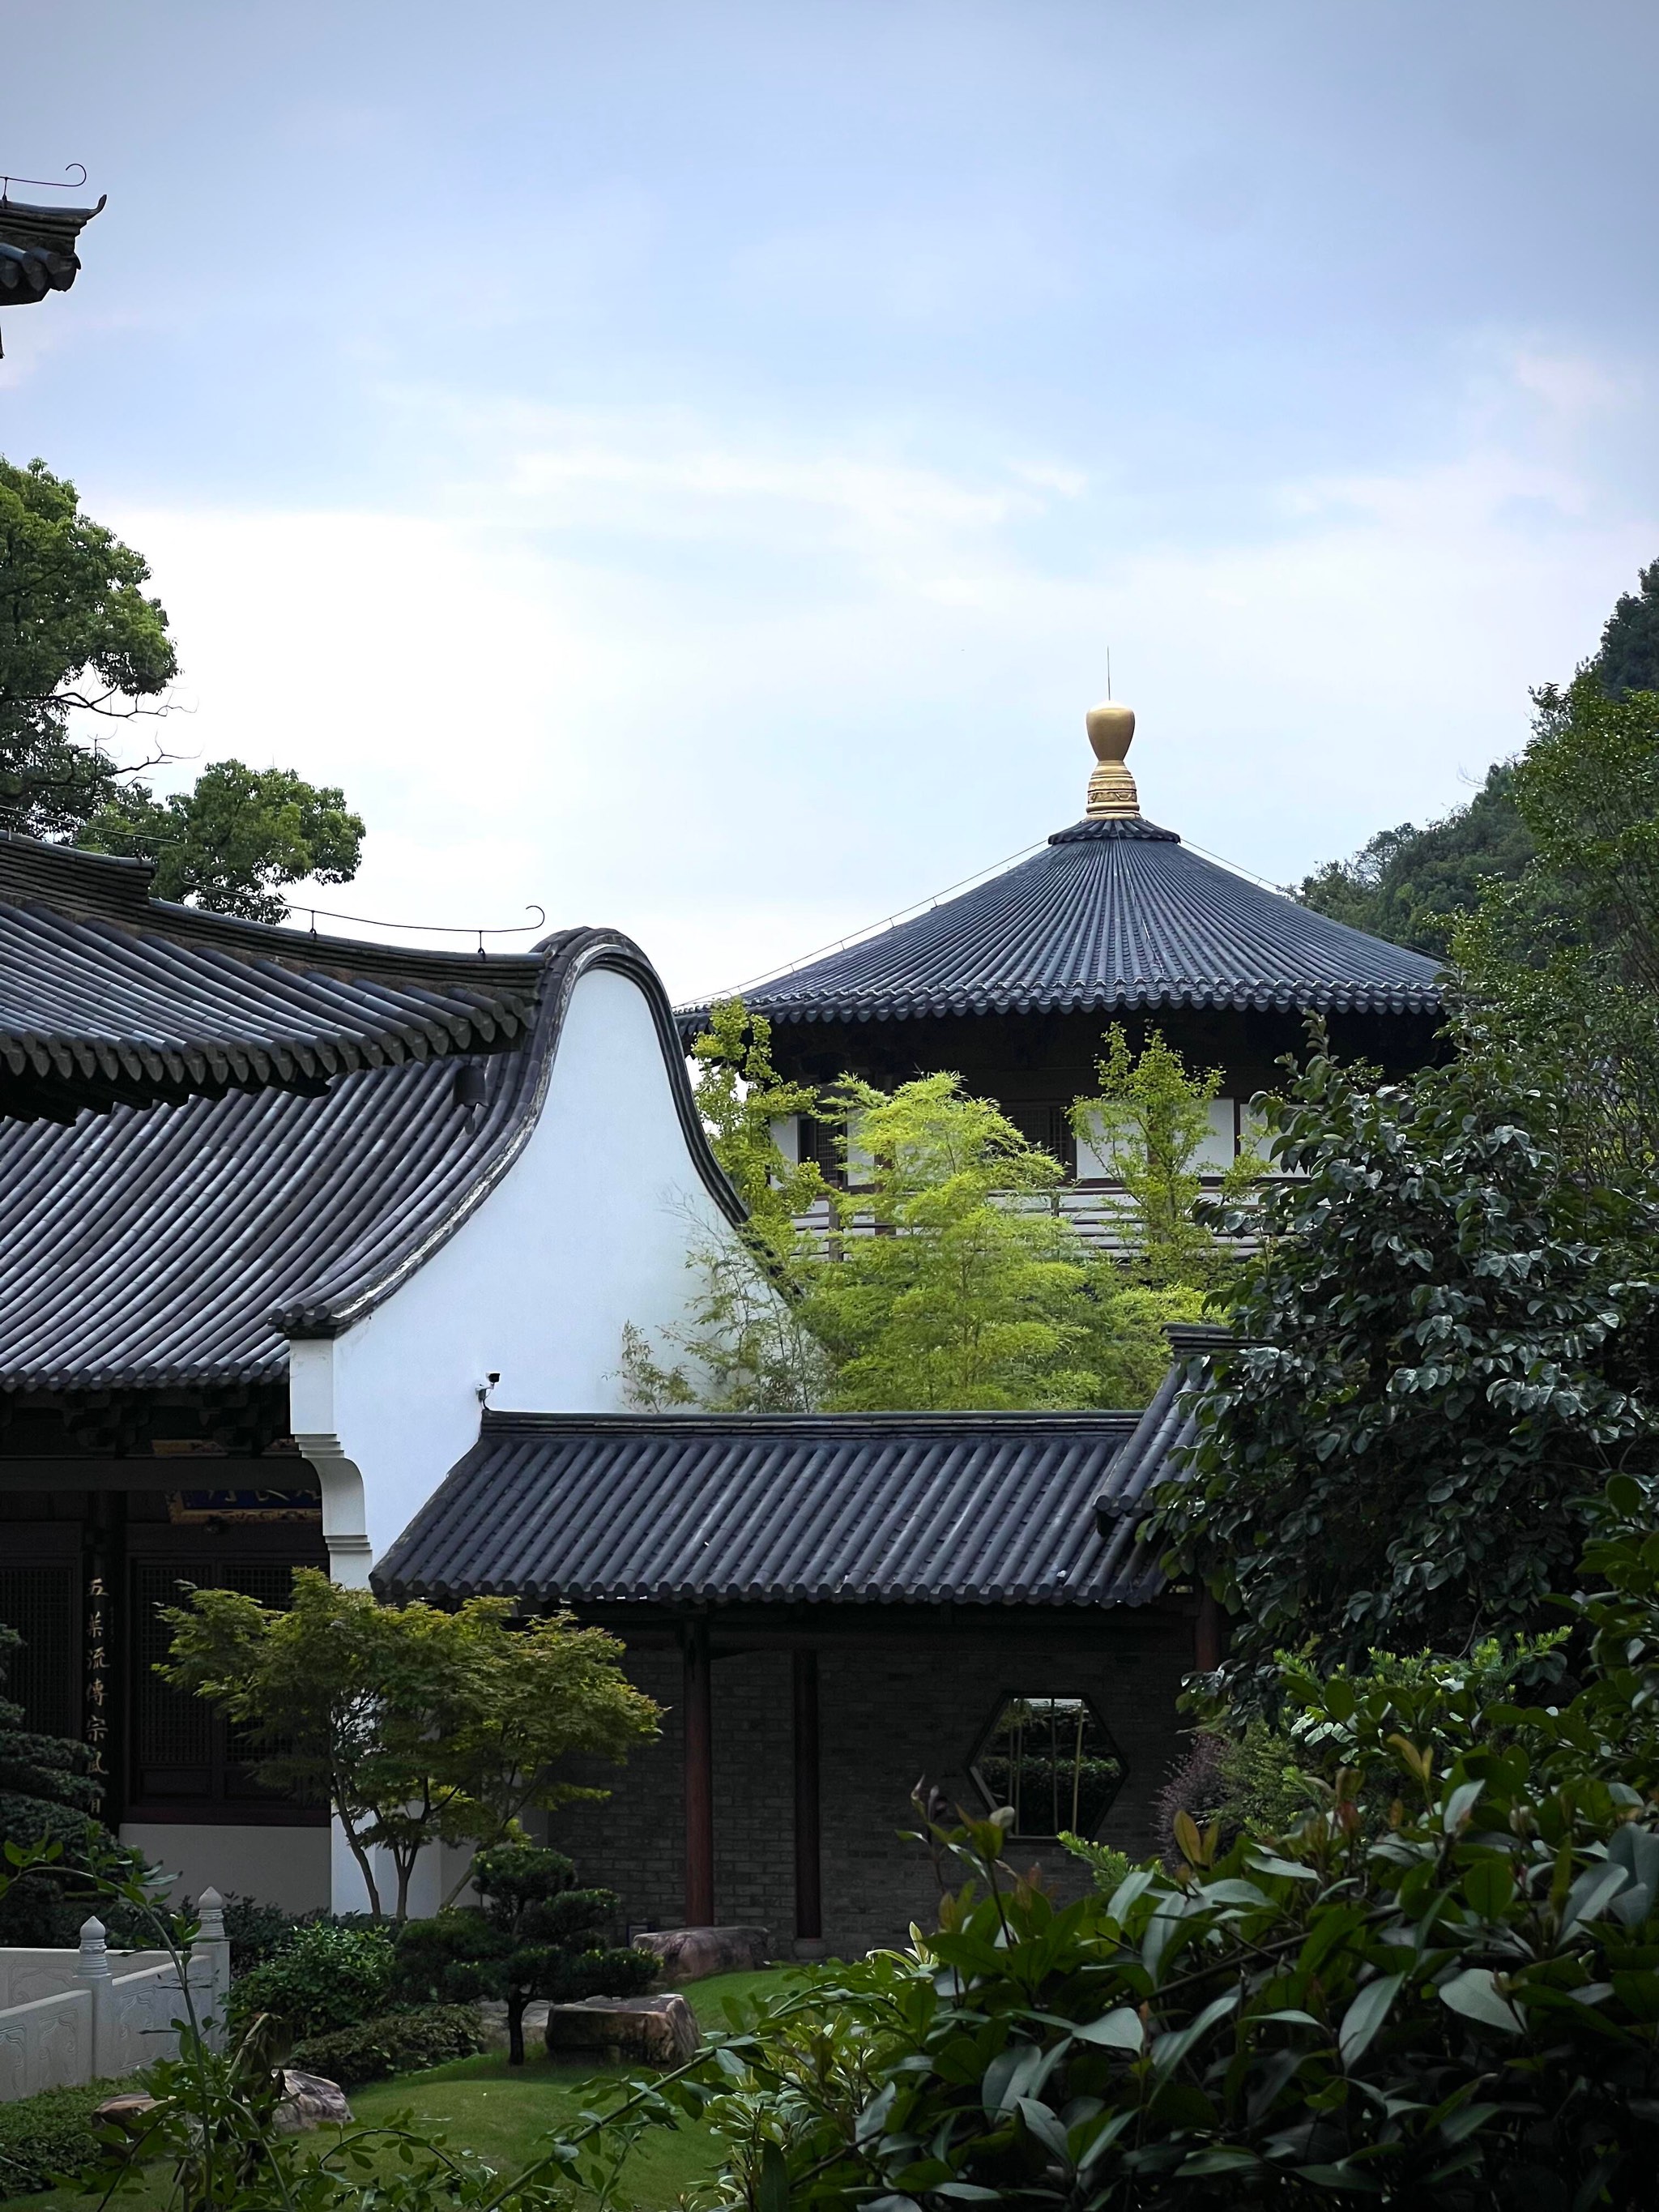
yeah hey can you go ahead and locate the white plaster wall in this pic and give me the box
[304,965,734,1563]
[120,1825,331,1914]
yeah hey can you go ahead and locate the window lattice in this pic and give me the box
[0,1565,79,1739]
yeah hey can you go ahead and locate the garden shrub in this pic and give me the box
[290,2005,485,2088]
[228,1919,395,2041]
[0,2082,121,2195]
[646,1478,1659,2207]
[215,1891,299,1975]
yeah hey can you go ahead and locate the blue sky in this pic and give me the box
[5,2,1657,997]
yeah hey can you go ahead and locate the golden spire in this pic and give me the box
[1085,698,1138,818]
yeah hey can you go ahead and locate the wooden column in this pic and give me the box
[792,1649,822,1946]
[1195,1590,1224,1674]
[683,1620,714,1928]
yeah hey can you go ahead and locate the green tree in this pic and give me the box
[1295,555,1659,959]
[393,1843,655,2068]
[0,1621,107,1943]
[1295,761,1533,958]
[1151,1043,1659,1704]
[802,1074,1179,1411]
[0,454,366,920]
[1454,671,1659,1187]
[687,997,825,1236]
[1071,1025,1256,1293]
[1591,554,1659,697]
[628,1006,1237,1413]
[0,455,177,835]
[79,762,365,926]
[160,1575,660,1919]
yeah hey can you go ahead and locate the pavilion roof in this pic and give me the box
[681,815,1442,1035]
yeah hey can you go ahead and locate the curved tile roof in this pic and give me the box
[0,837,543,1121]
[0,193,103,305]
[374,1408,1149,1609]
[0,931,741,1393]
[682,816,1442,1031]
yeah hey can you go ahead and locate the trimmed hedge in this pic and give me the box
[0,2081,122,2197]
[290,2005,485,2090]
[229,1921,396,2041]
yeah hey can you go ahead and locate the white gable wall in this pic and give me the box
[290,963,731,1574]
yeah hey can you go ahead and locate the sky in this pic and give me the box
[5,2,1658,1001]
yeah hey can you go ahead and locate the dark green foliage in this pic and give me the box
[0,2080,123,2196]
[643,1487,1659,2207]
[1296,761,1533,958]
[1593,557,1659,698]
[0,453,365,920]
[1152,1045,1659,1702]
[227,1920,396,2043]
[289,2005,485,2089]
[0,456,177,839]
[0,1617,112,1946]
[393,1844,655,2067]
[217,1892,303,1977]
[79,762,365,926]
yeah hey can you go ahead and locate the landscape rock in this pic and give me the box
[275,2070,352,2133]
[544,1993,700,2067]
[633,1925,770,1985]
[476,1997,552,2052]
[94,2094,164,2135]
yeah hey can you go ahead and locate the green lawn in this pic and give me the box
[20,1969,813,2211]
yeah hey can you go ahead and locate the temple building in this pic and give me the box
[0,705,1446,1944]
[682,704,1444,1183]
[0,835,742,1909]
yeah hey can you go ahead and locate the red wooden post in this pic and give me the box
[683,1620,714,1927]
[792,1650,821,1946]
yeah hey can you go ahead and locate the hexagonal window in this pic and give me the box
[969,1693,1127,1839]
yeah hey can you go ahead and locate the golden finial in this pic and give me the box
[1085,699,1138,818]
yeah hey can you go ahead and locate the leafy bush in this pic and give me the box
[290,2005,485,2088]
[639,1479,1659,2207]
[0,2082,120,2195]
[228,1919,395,2041]
[215,1892,300,1976]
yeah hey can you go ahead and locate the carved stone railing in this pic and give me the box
[0,1889,231,2101]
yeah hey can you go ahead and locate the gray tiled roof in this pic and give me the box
[0,193,103,305]
[0,931,741,1393]
[1086,1324,1226,1603]
[681,817,1443,1031]
[0,838,543,1121]
[373,1407,1158,1609]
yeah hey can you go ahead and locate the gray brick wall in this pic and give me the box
[549,1610,1193,1958]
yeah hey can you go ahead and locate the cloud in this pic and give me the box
[105,344,1657,1003]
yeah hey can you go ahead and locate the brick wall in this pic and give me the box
[551,1609,1193,1959]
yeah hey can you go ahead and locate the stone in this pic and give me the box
[275,2070,352,2133]
[633,1925,770,1985]
[544,1993,700,2068]
[94,2094,164,2135]
[476,1997,552,2053]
